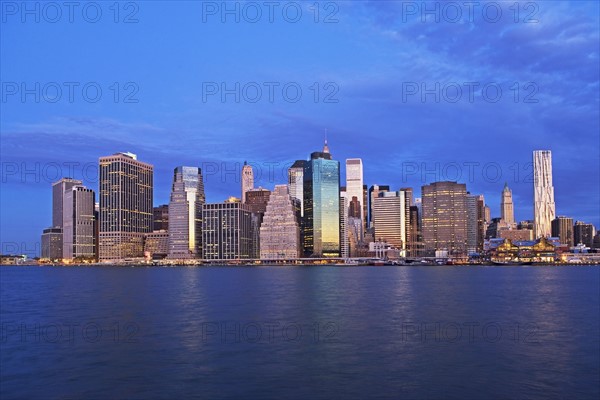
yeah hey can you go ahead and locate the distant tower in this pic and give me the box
[533,150,556,238]
[500,183,515,226]
[241,161,254,203]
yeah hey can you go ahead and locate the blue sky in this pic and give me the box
[1,1,599,255]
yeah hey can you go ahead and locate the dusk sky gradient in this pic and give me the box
[1,1,599,255]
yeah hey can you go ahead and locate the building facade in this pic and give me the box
[368,185,390,228]
[466,194,485,254]
[144,231,169,259]
[551,216,574,247]
[153,204,169,231]
[168,166,205,259]
[99,152,153,260]
[533,150,556,238]
[372,190,406,253]
[41,227,63,260]
[574,221,595,247]
[259,185,301,259]
[202,202,254,260]
[421,181,468,256]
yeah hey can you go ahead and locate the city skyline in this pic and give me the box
[2,2,598,254]
[2,143,599,256]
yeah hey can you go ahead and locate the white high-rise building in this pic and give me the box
[346,158,364,240]
[533,150,556,238]
[372,190,407,255]
[259,185,301,260]
[241,162,254,203]
[168,166,205,259]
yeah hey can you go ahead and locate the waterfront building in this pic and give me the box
[63,185,96,260]
[202,202,254,260]
[259,185,301,259]
[144,230,169,259]
[303,141,340,257]
[372,190,407,254]
[533,150,556,238]
[421,181,468,256]
[41,227,62,260]
[168,167,205,259]
[99,152,153,260]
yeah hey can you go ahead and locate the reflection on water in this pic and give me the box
[1,266,598,399]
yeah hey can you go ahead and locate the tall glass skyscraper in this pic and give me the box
[168,166,205,259]
[533,150,556,238]
[303,141,340,257]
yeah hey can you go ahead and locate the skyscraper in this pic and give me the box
[202,202,254,260]
[260,185,301,260]
[241,161,254,203]
[421,181,468,256]
[533,150,556,238]
[551,216,574,247]
[346,158,364,230]
[288,160,306,218]
[372,191,407,253]
[52,178,82,228]
[168,167,205,259]
[501,183,515,226]
[303,141,340,257]
[99,152,153,260]
[63,185,96,260]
